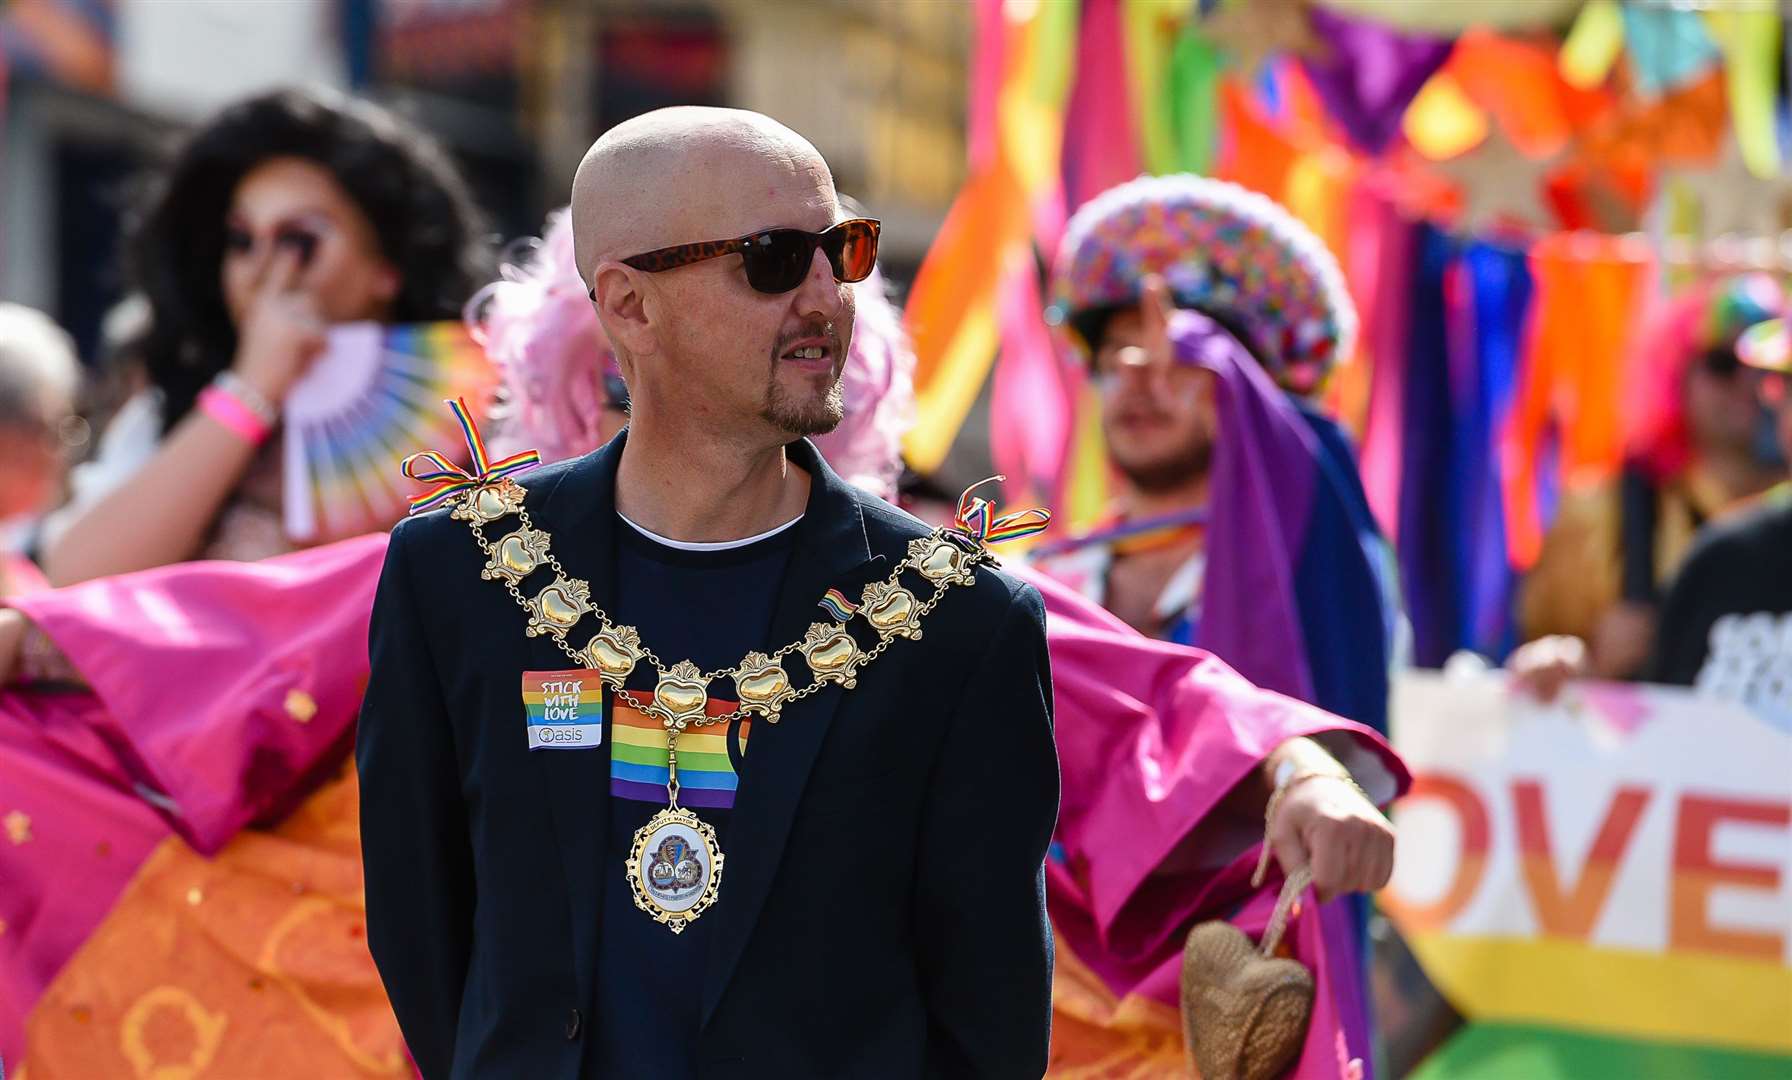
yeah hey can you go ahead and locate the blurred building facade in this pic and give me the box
[1,0,968,363]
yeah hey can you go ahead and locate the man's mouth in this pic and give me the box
[780,338,835,368]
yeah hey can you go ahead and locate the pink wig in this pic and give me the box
[467,209,914,500]
[1624,273,1785,481]
[466,210,612,467]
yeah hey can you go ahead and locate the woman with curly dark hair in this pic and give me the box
[41,86,492,584]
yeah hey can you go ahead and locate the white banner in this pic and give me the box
[1383,670,1792,1056]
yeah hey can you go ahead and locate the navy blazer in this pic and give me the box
[357,435,1059,1079]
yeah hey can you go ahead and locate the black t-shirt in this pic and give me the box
[592,514,797,1078]
[1648,490,1792,730]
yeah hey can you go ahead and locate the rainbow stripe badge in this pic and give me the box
[522,669,605,751]
[819,587,859,622]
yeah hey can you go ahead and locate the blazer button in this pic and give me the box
[565,1007,582,1040]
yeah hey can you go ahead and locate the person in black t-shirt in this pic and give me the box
[1517,315,1792,731]
[1647,486,1792,709]
[1646,319,1792,727]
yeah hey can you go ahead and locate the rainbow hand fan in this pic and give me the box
[283,321,497,542]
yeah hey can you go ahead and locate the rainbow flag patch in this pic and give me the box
[611,696,750,809]
[522,669,605,751]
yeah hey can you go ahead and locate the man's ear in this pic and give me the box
[591,262,655,359]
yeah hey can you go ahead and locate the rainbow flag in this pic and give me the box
[609,698,751,810]
[818,588,858,621]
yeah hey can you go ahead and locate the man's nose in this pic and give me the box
[792,247,843,320]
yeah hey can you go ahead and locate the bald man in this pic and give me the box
[358,108,1059,1079]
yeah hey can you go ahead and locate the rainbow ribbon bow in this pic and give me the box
[953,477,1052,546]
[401,397,542,514]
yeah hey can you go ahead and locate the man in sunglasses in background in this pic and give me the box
[358,106,1059,1079]
[1518,316,1792,729]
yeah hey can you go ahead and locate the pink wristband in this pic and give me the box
[198,385,273,446]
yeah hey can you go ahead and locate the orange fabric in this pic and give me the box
[905,166,1021,392]
[1447,29,1614,160]
[1582,70,1728,170]
[1277,62,1343,152]
[1215,78,1299,200]
[1503,235,1652,569]
[1047,929,1186,1078]
[22,768,409,1078]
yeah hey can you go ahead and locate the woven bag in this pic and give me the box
[1178,868,1315,1080]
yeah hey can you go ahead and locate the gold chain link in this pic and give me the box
[462,490,983,730]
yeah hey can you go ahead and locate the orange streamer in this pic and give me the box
[1503,234,1653,569]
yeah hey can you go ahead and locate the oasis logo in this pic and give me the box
[528,722,601,750]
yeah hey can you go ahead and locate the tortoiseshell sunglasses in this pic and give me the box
[591,218,881,298]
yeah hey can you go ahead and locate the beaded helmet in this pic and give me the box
[1738,318,1790,375]
[1711,275,1787,376]
[1047,174,1357,396]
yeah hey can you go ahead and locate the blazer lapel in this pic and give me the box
[522,434,626,1011]
[702,439,881,1025]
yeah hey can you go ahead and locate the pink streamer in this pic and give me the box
[968,0,1006,172]
[1061,0,1142,212]
[990,261,1074,499]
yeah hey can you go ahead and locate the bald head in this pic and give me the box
[571,107,838,286]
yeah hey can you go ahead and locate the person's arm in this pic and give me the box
[916,583,1058,1078]
[357,521,475,1078]
[42,249,323,584]
[42,408,267,583]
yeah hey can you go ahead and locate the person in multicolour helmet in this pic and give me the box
[1032,173,1401,738]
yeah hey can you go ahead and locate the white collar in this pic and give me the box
[616,511,803,552]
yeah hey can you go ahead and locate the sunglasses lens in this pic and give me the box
[1703,346,1742,377]
[738,221,881,293]
[827,220,879,284]
[741,231,813,294]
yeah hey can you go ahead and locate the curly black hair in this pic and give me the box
[125,87,494,431]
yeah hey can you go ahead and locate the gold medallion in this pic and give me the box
[482,527,551,585]
[861,580,923,641]
[910,536,978,588]
[799,621,868,688]
[525,576,593,637]
[733,651,796,720]
[649,660,710,728]
[581,624,644,688]
[624,805,723,934]
[452,478,526,524]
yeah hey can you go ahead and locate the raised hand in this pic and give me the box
[231,246,327,405]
